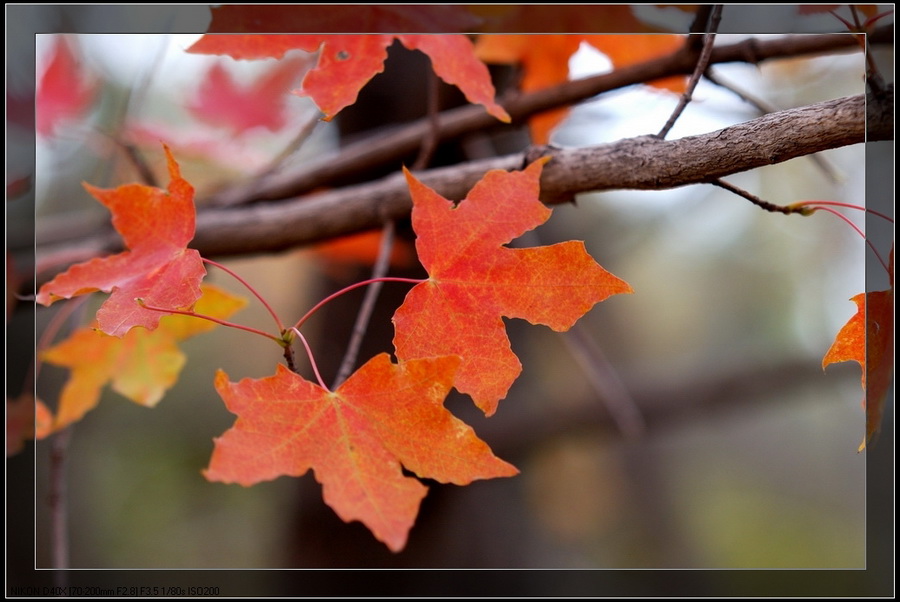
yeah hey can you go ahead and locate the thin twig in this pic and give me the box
[41,297,91,577]
[712,179,803,214]
[332,221,397,389]
[49,428,72,575]
[848,5,887,95]
[657,5,723,139]
[283,340,298,374]
[101,33,172,187]
[411,69,442,171]
[255,112,323,180]
[101,134,157,187]
[562,322,645,440]
[688,5,715,38]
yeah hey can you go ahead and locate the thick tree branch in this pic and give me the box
[34,85,892,277]
[201,27,891,207]
[191,86,892,255]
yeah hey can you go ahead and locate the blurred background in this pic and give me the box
[7,4,893,596]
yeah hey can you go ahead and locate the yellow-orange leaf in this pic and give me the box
[206,354,517,552]
[393,158,633,415]
[38,285,246,436]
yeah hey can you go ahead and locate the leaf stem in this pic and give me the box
[809,206,890,275]
[290,327,328,391]
[202,257,286,332]
[135,299,283,344]
[291,276,425,332]
[793,201,893,224]
[657,5,722,139]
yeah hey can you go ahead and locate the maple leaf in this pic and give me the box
[187,34,510,123]
[393,158,633,415]
[206,354,517,552]
[36,146,205,337]
[476,33,685,143]
[37,36,98,137]
[823,247,894,451]
[186,55,310,134]
[38,285,247,437]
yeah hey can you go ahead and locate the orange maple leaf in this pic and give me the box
[206,354,517,552]
[38,285,247,438]
[187,34,510,123]
[393,158,633,415]
[36,146,205,337]
[823,248,894,451]
[475,34,685,143]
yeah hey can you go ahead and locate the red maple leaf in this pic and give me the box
[393,158,633,415]
[36,146,205,337]
[206,354,517,552]
[37,36,98,137]
[187,34,510,123]
[823,247,894,451]
[186,55,310,134]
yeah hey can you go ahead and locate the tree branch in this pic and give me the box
[200,27,891,207]
[34,84,892,278]
[190,86,893,255]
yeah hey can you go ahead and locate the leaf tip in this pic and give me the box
[492,106,512,123]
[525,154,553,171]
[401,165,420,188]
